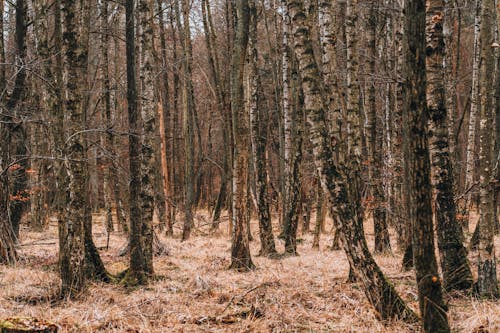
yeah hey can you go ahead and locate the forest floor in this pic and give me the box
[0,211,499,332]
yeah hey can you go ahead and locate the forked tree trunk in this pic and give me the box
[476,0,499,299]
[249,0,277,257]
[286,0,417,323]
[405,0,450,331]
[425,0,472,291]
[229,0,254,271]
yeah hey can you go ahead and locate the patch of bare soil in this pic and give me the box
[0,211,498,332]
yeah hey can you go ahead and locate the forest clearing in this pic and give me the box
[0,211,498,332]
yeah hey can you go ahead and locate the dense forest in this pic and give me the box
[0,0,499,332]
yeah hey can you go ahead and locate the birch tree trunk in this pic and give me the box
[125,0,147,285]
[425,0,473,291]
[138,0,156,276]
[60,0,89,296]
[285,0,417,322]
[180,0,195,241]
[249,0,277,257]
[230,0,254,271]
[405,0,450,330]
[464,0,482,222]
[100,0,114,237]
[476,0,499,299]
[366,1,391,254]
[0,0,27,264]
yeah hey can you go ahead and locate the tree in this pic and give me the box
[280,1,303,256]
[476,0,499,299]
[230,0,254,271]
[0,0,27,265]
[138,0,156,277]
[248,0,277,257]
[285,0,417,322]
[463,0,482,223]
[405,0,450,331]
[366,1,391,254]
[179,0,195,241]
[59,0,90,296]
[125,0,147,285]
[425,0,472,291]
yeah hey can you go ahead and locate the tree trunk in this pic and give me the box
[249,0,277,257]
[366,1,391,254]
[283,34,303,256]
[229,0,254,271]
[464,0,482,223]
[157,0,173,235]
[405,0,450,331]
[0,0,27,264]
[476,0,499,299]
[286,0,417,322]
[125,0,147,285]
[312,181,325,249]
[179,0,195,241]
[138,0,157,276]
[425,0,473,291]
[100,0,114,237]
[60,0,89,296]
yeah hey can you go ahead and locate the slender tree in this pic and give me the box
[59,0,90,296]
[230,0,254,271]
[137,0,157,276]
[0,0,27,264]
[248,0,277,257]
[476,0,499,299]
[425,0,473,291]
[180,0,195,241]
[464,0,482,223]
[366,1,391,254]
[405,0,450,330]
[125,0,147,285]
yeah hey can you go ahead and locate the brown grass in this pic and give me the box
[0,211,499,332]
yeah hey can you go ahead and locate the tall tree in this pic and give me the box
[285,0,417,322]
[248,0,277,257]
[476,0,499,299]
[405,0,450,331]
[0,0,27,264]
[230,0,254,271]
[179,0,195,241]
[100,0,114,238]
[125,0,147,285]
[425,0,473,291]
[366,1,391,254]
[59,0,90,296]
[464,0,482,222]
[138,0,157,276]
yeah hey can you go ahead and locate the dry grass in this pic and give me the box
[1,211,499,332]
